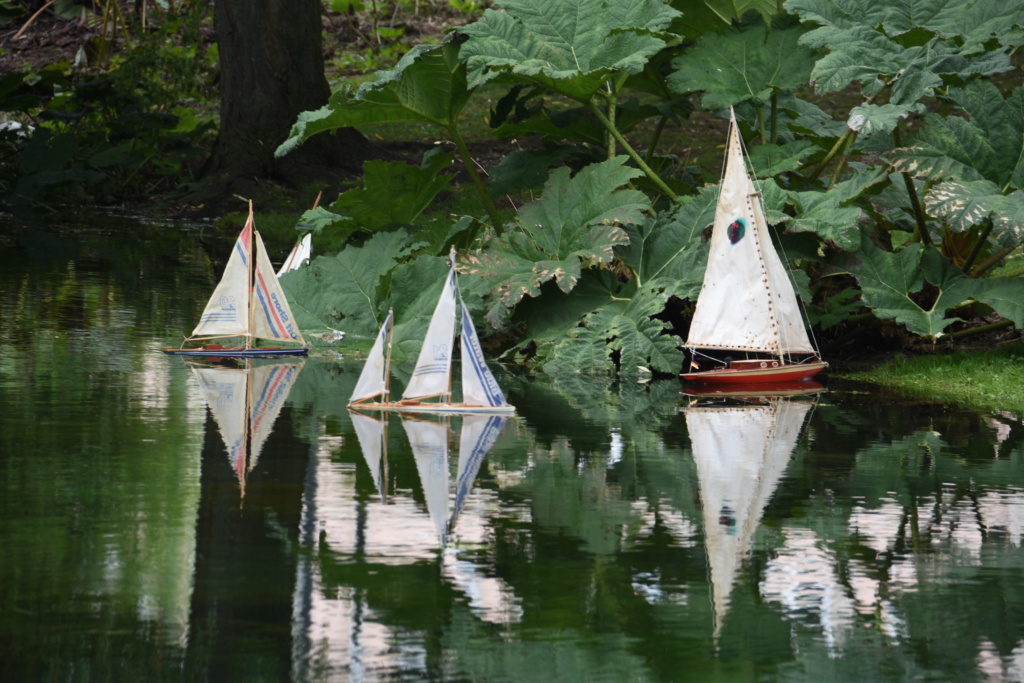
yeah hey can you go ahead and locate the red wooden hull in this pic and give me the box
[682,359,827,384]
[682,379,825,399]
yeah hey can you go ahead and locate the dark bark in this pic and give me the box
[193,0,368,210]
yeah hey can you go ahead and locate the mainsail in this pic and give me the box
[402,262,457,402]
[684,110,814,356]
[192,214,253,338]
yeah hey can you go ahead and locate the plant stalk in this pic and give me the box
[961,216,993,274]
[587,100,677,201]
[946,319,1014,341]
[449,125,504,235]
[973,242,1020,277]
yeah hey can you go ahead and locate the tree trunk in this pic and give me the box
[195,0,367,209]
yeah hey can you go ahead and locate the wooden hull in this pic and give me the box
[349,401,515,416]
[682,379,825,399]
[163,346,308,358]
[682,359,827,384]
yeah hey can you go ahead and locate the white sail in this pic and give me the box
[459,298,508,408]
[686,400,811,636]
[277,233,312,276]
[191,363,250,484]
[402,259,457,401]
[402,416,450,544]
[350,410,387,500]
[191,214,252,338]
[684,110,814,355]
[251,231,306,346]
[451,415,506,532]
[248,359,304,471]
[349,310,393,404]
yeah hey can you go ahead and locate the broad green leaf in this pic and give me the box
[898,81,1024,187]
[593,281,684,376]
[463,156,650,327]
[295,206,351,236]
[668,23,814,109]
[784,188,864,250]
[851,241,977,337]
[279,230,415,339]
[276,38,469,157]
[848,102,924,136]
[487,144,591,198]
[699,0,785,27]
[328,152,456,230]
[456,0,680,101]
[617,204,709,298]
[788,0,1016,99]
[926,180,1024,244]
[970,277,1024,331]
[746,140,819,176]
[541,278,683,376]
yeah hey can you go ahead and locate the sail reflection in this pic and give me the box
[189,357,305,498]
[291,411,518,680]
[684,394,815,638]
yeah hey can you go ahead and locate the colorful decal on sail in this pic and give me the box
[254,269,300,340]
[461,304,506,406]
[727,217,746,245]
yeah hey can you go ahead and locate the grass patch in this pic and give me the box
[843,342,1024,415]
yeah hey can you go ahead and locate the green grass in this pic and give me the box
[843,342,1024,415]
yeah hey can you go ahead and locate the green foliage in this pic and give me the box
[326,151,457,233]
[457,0,681,101]
[0,6,217,209]
[669,20,813,111]
[461,157,649,326]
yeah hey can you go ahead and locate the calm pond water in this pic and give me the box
[2,217,1024,682]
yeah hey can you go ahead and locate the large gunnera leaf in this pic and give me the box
[462,156,650,328]
[456,0,681,101]
[279,230,416,340]
[668,22,815,110]
[850,241,979,338]
[276,37,469,157]
[786,0,1018,125]
[926,181,1024,246]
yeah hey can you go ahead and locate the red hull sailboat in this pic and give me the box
[682,110,826,385]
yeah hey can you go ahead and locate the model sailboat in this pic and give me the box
[684,397,812,638]
[190,357,305,498]
[682,109,826,384]
[164,201,307,357]
[276,233,312,276]
[347,247,514,414]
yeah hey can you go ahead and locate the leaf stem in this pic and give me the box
[449,125,504,235]
[587,99,677,201]
[769,91,778,144]
[961,216,993,274]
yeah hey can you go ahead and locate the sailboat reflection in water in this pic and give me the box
[683,392,816,641]
[350,410,507,545]
[348,409,523,624]
[190,358,305,499]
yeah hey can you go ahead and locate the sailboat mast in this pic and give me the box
[245,200,255,351]
[446,247,457,405]
[383,307,394,402]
